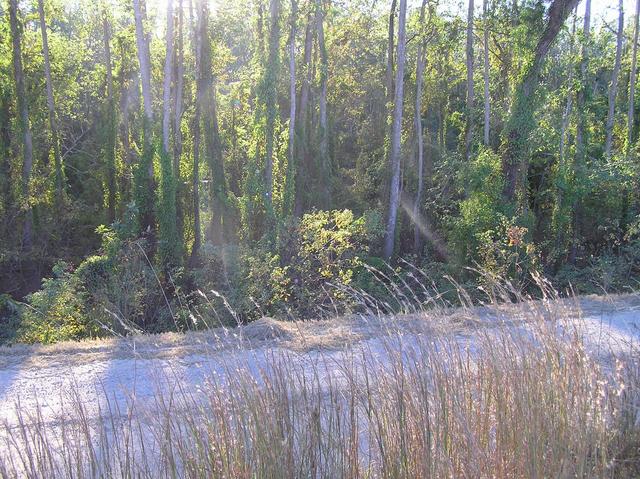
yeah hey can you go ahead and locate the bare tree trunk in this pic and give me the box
[413,0,428,254]
[628,0,640,157]
[316,0,329,207]
[386,0,398,105]
[383,0,407,260]
[465,0,475,161]
[9,0,34,251]
[285,0,297,216]
[605,0,624,158]
[174,0,185,248]
[102,10,117,223]
[37,0,64,205]
[482,0,490,146]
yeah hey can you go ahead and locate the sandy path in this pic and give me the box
[0,295,638,434]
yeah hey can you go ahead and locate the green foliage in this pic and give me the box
[452,148,538,285]
[18,261,99,344]
[158,149,181,267]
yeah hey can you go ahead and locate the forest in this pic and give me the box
[0,0,638,343]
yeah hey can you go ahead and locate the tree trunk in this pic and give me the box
[174,0,185,250]
[162,0,175,156]
[285,0,297,216]
[0,89,11,219]
[559,12,576,166]
[9,0,34,251]
[37,0,64,205]
[575,0,590,166]
[605,0,623,158]
[294,6,314,215]
[386,0,398,105]
[627,0,640,156]
[264,0,280,212]
[568,0,590,265]
[382,0,407,261]
[501,0,580,204]
[102,10,117,223]
[482,0,490,146]
[465,0,475,160]
[413,0,428,254]
[189,0,202,263]
[199,0,227,246]
[555,10,576,254]
[316,0,329,208]
[132,0,156,242]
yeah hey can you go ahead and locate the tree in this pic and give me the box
[482,0,490,146]
[284,0,297,217]
[465,0,474,160]
[316,0,329,207]
[200,0,227,246]
[605,0,623,158]
[264,0,280,211]
[159,0,180,265]
[628,0,640,156]
[382,0,407,260]
[102,8,117,224]
[132,0,156,241]
[189,0,202,264]
[174,0,185,245]
[8,0,34,251]
[500,0,581,204]
[37,0,64,206]
[294,3,314,215]
[413,0,428,253]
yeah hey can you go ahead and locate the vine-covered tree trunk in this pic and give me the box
[9,0,34,251]
[264,0,281,213]
[383,0,407,260]
[627,0,640,157]
[284,0,297,217]
[413,0,428,254]
[102,10,117,224]
[37,0,64,206]
[133,0,156,244]
[294,6,314,215]
[567,0,590,264]
[159,0,180,265]
[605,0,623,158]
[482,0,490,146]
[174,0,185,247]
[189,0,202,264]
[500,0,580,204]
[465,0,475,160]
[316,0,329,208]
[200,0,227,246]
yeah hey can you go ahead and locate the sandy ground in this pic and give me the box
[0,295,638,435]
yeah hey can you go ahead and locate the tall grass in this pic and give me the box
[1,284,639,478]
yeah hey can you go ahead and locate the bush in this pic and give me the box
[195,209,383,322]
[18,262,99,344]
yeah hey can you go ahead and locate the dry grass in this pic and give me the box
[1,281,639,478]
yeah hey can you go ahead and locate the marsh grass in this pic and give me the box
[1,279,639,478]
